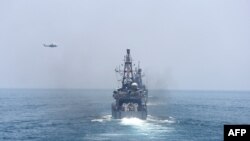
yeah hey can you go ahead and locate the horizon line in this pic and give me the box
[0,88,249,93]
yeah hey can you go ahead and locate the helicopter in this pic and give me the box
[43,43,57,48]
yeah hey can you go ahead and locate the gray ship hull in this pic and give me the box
[112,109,147,120]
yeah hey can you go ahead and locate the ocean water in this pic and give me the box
[0,89,249,141]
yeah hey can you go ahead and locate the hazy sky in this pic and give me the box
[1,0,250,90]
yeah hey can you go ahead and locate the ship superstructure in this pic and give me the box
[112,49,148,119]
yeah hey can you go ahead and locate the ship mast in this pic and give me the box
[122,49,134,88]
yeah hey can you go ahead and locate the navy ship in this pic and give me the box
[112,49,148,119]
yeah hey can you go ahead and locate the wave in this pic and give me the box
[91,115,112,122]
[91,114,175,124]
[147,115,176,124]
[89,114,176,140]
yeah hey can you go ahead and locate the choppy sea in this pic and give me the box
[0,89,249,141]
